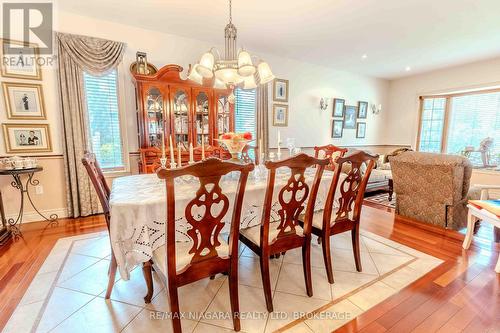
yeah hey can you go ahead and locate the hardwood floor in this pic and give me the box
[0,205,498,332]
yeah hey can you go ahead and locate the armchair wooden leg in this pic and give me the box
[142,261,154,304]
[168,283,182,333]
[321,232,334,284]
[463,210,475,250]
[105,254,117,299]
[302,239,313,297]
[228,266,241,331]
[259,254,273,312]
[352,226,362,272]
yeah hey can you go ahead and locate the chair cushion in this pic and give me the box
[240,222,304,246]
[368,169,391,183]
[309,209,354,230]
[152,235,229,273]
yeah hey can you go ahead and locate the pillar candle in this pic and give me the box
[201,135,205,159]
[169,135,175,164]
[177,143,182,167]
[161,131,166,158]
[189,142,194,162]
[277,130,281,156]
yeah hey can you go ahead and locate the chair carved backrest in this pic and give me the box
[261,153,329,244]
[241,145,254,164]
[157,158,254,273]
[314,144,348,170]
[322,150,378,229]
[82,151,111,224]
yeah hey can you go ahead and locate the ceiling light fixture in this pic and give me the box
[361,54,368,59]
[190,0,274,103]
[405,66,411,71]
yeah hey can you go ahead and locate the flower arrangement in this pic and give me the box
[217,132,253,161]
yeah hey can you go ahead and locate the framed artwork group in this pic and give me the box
[1,39,52,154]
[331,98,368,139]
[272,78,289,126]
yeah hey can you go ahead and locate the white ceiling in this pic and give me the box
[58,0,500,79]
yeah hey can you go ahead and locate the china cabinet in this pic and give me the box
[132,64,235,172]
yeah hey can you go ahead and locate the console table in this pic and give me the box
[0,167,58,228]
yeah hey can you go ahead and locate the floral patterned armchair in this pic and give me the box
[390,151,480,230]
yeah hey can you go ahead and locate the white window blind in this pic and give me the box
[446,92,500,165]
[235,88,256,159]
[83,69,125,171]
[418,97,446,153]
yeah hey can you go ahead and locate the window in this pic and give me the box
[417,90,500,167]
[234,88,257,158]
[83,69,125,171]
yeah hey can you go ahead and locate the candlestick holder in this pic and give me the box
[160,157,167,168]
[170,162,178,169]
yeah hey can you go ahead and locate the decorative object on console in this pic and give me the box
[2,123,52,153]
[333,98,345,117]
[273,78,289,102]
[129,60,157,77]
[135,51,149,74]
[2,82,46,119]
[0,39,42,80]
[332,119,343,138]
[319,97,329,111]
[356,122,366,138]
[371,103,382,115]
[216,132,253,162]
[0,156,38,170]
[343,105,357,129]
[272,104,288,127]
[191,0,274,102]
[357,101,368,119]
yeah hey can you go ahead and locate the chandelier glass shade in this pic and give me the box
[191,0,274,91]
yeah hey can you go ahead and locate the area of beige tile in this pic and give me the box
[348,281,397,311]
[304,299,364,333]
[192,322,237,332]
[2,300,44,333]
[201,281,269,332]
[380,265,423,290]
[19,271,58,305]
[331,248,379,275]
[57,253,101,283]
[369,252,413,275]
[407,256,443,274]
[35,287,94,333]
[71,235,112,259]
[275,263,332,301]
[264,292,330,333]
[362,237,411,256]
[57,259,118,295]
[122,307,198,333]
[50,297,142,333]
[330,270,378,299]
[238,255,282,290]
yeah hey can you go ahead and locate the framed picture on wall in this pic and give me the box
[332,119,343,138]
[273,78,289,102]
[356,122,366,138]
[2,123,52,153]
[2,82,46,119]
[272,104,288,126]
[357,101,368,119]
[0,39,42,80]
[333,98,345,117]
[343,105,357,129]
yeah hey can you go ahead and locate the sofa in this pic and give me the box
[390,151,480,230]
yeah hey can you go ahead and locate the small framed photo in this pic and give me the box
[272,104,288,127]
[357,101,368,119]
[2,123,52,153]
[356,122,366,138]
[0,39,42,80]
[332,120,344,138]
[273,78,289,102]
[343,105,357,129]
[2,82,46,119]
[333,98,345,117]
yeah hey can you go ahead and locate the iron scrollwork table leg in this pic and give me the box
[7,171,58,227]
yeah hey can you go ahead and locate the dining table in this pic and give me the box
[109,167,345,280]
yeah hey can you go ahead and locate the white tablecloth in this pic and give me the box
[110,169,343,279]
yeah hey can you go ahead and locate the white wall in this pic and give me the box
[386,57,500,146]
[0,10,390,220]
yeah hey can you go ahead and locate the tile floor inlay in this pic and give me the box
[3,230,443,333]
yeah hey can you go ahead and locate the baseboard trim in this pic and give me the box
[5,207,69,224]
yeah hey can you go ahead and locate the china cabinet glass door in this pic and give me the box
[145,87,164,148]
[194,91,210,146]
[171,88,190,149]
[217,94,231,136]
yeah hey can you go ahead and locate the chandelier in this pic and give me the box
[188,0,275,100]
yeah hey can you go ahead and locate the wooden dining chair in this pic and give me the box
[313,144,348,170]
[82,151,155,303]
[151,158,254,333]
[239,153,329,312]
[303,150,378,284]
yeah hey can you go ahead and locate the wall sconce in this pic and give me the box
[319,97,329,111]
[371,103,382,115]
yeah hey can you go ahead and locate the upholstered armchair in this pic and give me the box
[390,151,480,230]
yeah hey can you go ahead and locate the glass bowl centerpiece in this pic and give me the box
[216,132,253,162]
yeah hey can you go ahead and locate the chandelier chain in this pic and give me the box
[229,0,232,23]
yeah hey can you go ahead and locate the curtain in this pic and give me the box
[256,84,269,162]
[56,32,126,217]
